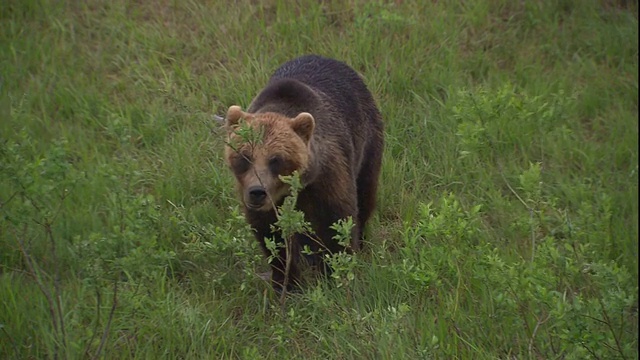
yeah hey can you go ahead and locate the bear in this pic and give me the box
[223,54,384,292]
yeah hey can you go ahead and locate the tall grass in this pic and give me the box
[1,0,637,358]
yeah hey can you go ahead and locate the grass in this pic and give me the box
[0,0,638,358]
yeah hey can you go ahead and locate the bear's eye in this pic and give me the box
[231,152,252,174]
[268,155,285,175]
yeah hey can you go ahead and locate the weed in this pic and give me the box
[0,0,636,358]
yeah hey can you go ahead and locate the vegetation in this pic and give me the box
[1,0,637,358]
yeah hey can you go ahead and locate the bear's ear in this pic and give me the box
[290,112,315,143]
[225,105,245,128]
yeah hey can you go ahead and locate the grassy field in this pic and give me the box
[1,0,638,358]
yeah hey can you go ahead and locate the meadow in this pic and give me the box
[0,0,638,358]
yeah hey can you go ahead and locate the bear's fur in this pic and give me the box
[224,55,384,291]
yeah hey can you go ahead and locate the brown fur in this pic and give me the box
[223,55,384,292]
[225,107,314,212]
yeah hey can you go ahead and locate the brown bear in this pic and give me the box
[224,55,384,292]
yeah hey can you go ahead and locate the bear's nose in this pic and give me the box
[248,186,267,205]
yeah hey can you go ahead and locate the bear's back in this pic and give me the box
[248,55,380,132]
[271,55,364,112]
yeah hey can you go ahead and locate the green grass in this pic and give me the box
[1,0,638,358]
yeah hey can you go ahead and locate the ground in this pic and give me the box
[0,1,637,359]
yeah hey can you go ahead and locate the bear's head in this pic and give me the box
[224,105,315,212]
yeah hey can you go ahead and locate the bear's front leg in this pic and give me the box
[247,210,301,292]
[269,237,301,293]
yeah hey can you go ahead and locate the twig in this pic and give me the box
[528,313,551,359]
[14,225,60,359]
[94,277,118,360]
[213,114,225,124]
[547,331,558,356]
[498,165,537,262]
[598,297,627,360]
[83,287,102,358]
[0,190,19,209]
[45,221,68,355]
[618,309,625,354]
[582,314,609,325]
[580,341,602,360]
[505,283,533,341]
[279,236,293,305]
[1,324,20,359]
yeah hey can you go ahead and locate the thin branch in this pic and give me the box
[45,221,68,354]
[582,314,609,325]
[213,114,225,124]
[528,313,551,359]
[580,341,602,360]
[0,190,20,209]
[499,171,530,210]
[547,331,558,357]
[598,297,627,360]
[279,235,294,305]
[83,287,102,358]
[13,225,59,359]
[94,277,118,360]
[618,309,625,354]
[1,324,20,359]
[498,165,537,262]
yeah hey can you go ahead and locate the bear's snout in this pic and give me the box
[247,185,267,208]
